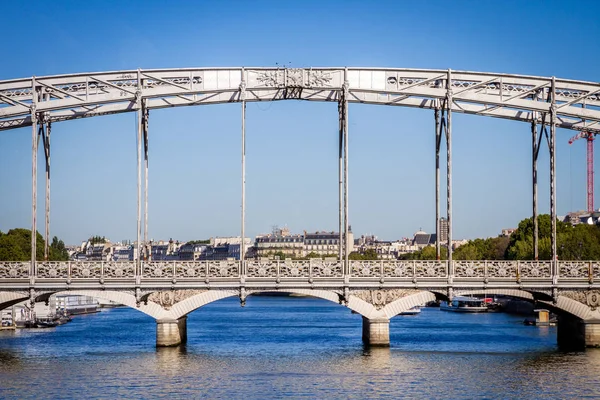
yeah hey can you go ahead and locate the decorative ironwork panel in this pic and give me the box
[594,262,600,279]
[519,261,551,278]
[71,262,102,279]
[208,260,240,278]
[249,68,338,89]
[454,261,485,278]
[174,261,208,278]
[310,259,343,277]
[0,262,29,278]
[487,261,518,278]
[37,261,69,278]
[279,260,310,278]
[143,262,175,279]
[382,261,414,278]
[350,261,382,278]
[103,262,135,278]
[560,261,591,279]
[247,260,278,277]
[414,261,447,278]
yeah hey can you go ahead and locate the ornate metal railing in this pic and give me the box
[246,259,343,278]
[453,260,553,279]
[1,260,600,281]
[142,260,240,279]
[350,260,448,278]
[0,262,30,278]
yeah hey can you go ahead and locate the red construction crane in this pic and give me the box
[568,131,596,212]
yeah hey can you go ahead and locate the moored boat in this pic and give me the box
[398,306,421,315]
[440,296,488,313]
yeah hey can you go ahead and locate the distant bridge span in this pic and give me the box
[1,68,600,348]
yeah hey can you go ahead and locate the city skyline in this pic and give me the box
[1,1,599,245]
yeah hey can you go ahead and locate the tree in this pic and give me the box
[400,245,447,260]
[0,228,45,261]
[186,239,210,245]
[348,249,379,260]
[506,214,600,260]
[89,235,107,244]
[0,234,27,261]
[0,228,73,261]
[49,236,69,261]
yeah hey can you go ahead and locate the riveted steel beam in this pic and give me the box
[446,70,453,276]
[241,71,247,273]
[142,99,149,261]
[435,104,442,260]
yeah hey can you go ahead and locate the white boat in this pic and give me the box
[440,296,488,313]
[398,306,421,315]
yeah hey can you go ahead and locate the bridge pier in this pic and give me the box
[362,317,390,347]
[156,316,187,347]
[557,315,600,350]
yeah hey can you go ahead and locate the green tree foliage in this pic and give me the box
[50,236,69,261]
[349,249,379,260]
[186,239,210,245]
[300,252,339,260]
[400,245,447,260]
[89,235,107,244]
[453,237,510,260]
[506,214,600,260]
[0,229,70,261]
[0,228,44,261]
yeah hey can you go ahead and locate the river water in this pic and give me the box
[1,296,599,399]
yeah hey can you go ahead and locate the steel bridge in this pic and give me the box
[1,67,599,348]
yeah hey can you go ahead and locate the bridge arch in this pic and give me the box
[380,291,438,319]
[168,289,380,320]
[51,290,167,320]
[454,288,594,320]
[0,291,30,312]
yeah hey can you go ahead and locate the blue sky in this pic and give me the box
[0,0,599,244]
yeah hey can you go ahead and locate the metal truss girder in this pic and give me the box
[1,68,599,133]
[2,94,598,133]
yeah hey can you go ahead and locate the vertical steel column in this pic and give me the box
[531,118,539,260]
[142,100,149,261]
[343,72,349,273]
[550,77,558,274]
[44,120,51,261]
[446,71,453,272]
[241,76,247,273]
[30,80,38,278]
[435,105,441,260]
[338,99,344,263]
[136,73,143,278]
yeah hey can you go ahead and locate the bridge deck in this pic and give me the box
[1,260,598,290]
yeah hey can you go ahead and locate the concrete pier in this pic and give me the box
[156,316,187,347]
[557,315,600,350]
[362,317,390,347]
[584,319,600,348]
